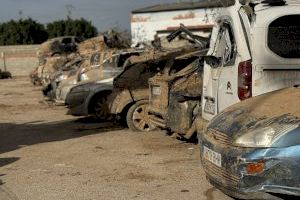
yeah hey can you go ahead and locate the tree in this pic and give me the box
[0,18,48,45]
[46,18,98,40]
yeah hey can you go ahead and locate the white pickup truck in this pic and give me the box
[202,0,300,122]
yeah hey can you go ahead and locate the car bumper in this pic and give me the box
[200,130,300,199]
[65,91,90,116]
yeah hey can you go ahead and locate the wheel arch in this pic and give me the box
[87,89,112,114]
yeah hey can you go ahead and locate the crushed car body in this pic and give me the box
[109,30,207,132]
[148,25,208,138]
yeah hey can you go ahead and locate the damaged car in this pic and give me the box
[199,86,300,199]
[199,0,300,198]
[65,50,142,119]
[148,25,208,139]
[109,40,202,132]
[65,78,114,120]
[52,49,128,103]
[202,0,300,122]
[149,57,204,139]
[37,36,81,62]
[42,57,83,101]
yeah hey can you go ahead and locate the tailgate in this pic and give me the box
[252,7,300,95]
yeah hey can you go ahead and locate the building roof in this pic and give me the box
[132,0,234,14]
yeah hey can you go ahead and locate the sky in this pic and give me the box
[0,0,179,32]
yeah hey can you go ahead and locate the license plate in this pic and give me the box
[203,146,222,167]
[204,101,215,115]
[152,86,161,95]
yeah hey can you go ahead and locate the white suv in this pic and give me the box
[202,0,300,121]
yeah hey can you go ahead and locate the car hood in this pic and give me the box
[208,86,300,139]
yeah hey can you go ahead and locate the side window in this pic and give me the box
[268,15,300,58]
[213,22,236,66]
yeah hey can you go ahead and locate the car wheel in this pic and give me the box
[126,100,156,132]
[92,96,111,121]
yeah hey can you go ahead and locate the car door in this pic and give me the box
[202,21,228,121]
[202,11,252,121]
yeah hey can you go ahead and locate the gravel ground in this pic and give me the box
[0,77,232,200]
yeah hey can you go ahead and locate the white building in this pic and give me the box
[131,1,222,46]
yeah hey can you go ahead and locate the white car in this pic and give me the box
[202,0,300,121]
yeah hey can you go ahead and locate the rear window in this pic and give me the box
[268,15,300,58]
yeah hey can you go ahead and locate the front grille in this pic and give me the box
[207,129,232,146]
[203,160,240,186]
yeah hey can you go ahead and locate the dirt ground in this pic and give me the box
[0,77,232,200]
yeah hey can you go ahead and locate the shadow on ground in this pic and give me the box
[0,158,19,168]
[0,117,123,155]
[0,171,18,200]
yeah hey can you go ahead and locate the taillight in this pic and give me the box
[238,60,252,101]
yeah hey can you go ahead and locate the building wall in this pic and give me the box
[131,7,220,46]
[0,45,40,76]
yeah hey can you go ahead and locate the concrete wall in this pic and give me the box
[131,7,220,46]
[0,45,40,77]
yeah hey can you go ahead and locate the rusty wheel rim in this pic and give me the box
[132,104,155,132]
[94,97,110,120]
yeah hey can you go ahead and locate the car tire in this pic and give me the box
[0,71,12,79]
[126,100,156,132]
[92,95,111,121]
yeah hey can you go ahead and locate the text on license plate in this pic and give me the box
[204,101,215,115]
[203,146,222,167]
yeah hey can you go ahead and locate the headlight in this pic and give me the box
[233,124,298,148]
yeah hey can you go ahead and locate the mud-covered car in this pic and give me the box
[36,53,79,87]
[37,36,81,61]
[148,25,209,138]
[148,53,204,137]
[199,86,300,199]
[65,78,113,119]
[42,56,83,100]
[65,50,142,119]
[108,43,201,132]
